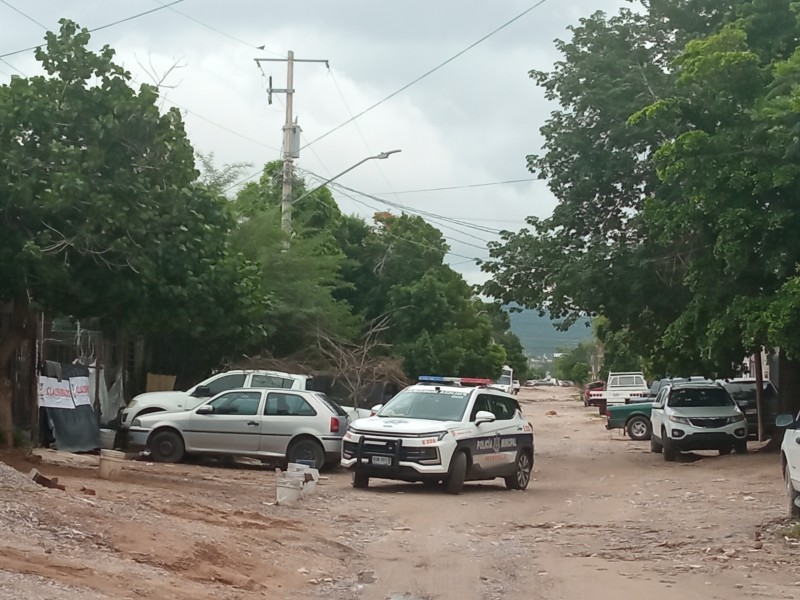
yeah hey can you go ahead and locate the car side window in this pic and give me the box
[265,393,317,417]
[470,395,492,421]
[208,391,261,415]
[488,396,514,421]
[654,388,667,408]
[205,374,246,396]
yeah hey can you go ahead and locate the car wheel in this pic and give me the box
[650,435,662,454]
[735,441,748,454]
[626,416,652,441]
[352,471,369,489]
[286,438,325,469]
[505,451,533,490]
[718,447,732,456]
[662,430,676,462]
[444,451,468,495]
[149,430,185,463]
[786,464,800,519]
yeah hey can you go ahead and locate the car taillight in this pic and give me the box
[605,410,611,417]
[330,417,340,433]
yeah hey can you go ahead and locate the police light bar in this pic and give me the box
[459,378,493,386]
[418,375,447,382]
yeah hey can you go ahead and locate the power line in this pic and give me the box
[151,0,283,57]
[373,178,537,195]
[299,0,552,151]
[323,178,504,236]
[0,0,186,59]
[0,0,48,30]
[0,57,25,76]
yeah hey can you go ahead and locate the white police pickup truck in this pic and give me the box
[341,380,535,494]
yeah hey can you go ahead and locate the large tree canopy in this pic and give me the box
[0,21,265,394]
[483,0,800,412]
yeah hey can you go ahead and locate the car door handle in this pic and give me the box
[247,421,259,427]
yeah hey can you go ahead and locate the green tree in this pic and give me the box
[553,342,592,384]
[0,21,265,441]
[482,0,800,414]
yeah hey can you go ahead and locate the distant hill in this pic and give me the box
[508,309,593,357]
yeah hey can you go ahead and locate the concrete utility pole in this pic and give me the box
[254,52,328,239]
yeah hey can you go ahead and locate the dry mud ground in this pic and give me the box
[1,386,798,600]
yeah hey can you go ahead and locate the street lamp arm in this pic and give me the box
[292,149,401,206]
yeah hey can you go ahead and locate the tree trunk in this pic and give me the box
[754,350,765,442]
[0,296,36,449]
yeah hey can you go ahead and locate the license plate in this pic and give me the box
[372,456,392,466]
[746,409,758,414]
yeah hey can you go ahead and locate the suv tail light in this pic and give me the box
[330,416,340,433]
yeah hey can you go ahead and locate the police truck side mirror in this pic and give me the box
[475,411,496,425]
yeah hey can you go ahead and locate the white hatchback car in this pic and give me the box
[650,381,748,461]
[128,388,348,468]
[342,383,535,494]
[776,411,800,518]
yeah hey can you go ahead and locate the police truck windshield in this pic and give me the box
[378,389,470,422]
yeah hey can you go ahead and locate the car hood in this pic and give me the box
[135,408,196,427]
[128,391,205,411]
[670,406,742,418]
[350,416,458,434]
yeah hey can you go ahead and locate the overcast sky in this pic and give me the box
[0,0,629,284]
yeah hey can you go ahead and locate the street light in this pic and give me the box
[291,149,402,206]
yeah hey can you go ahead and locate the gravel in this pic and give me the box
[0,461,39,491]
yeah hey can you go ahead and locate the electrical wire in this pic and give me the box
[0,0,48,30]
[336,189,486,262]
[298,0,552,151]
[0,0,186,59]
[372,178,537,195]
[151,0,284,57]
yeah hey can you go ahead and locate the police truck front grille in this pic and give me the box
[346,438,439,464]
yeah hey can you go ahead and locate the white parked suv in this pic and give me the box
[120,370,309,428]
[650,381,748,461]
[776,411,800,518]
[341,382,535,494]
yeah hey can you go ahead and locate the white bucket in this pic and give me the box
[98,449,125,480]
[276,478,303,506]
[99,428,116,450]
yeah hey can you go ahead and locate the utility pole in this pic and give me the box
[254,52,328,240]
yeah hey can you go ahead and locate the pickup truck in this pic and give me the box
[587,372,649,408]
[605,401,653,440]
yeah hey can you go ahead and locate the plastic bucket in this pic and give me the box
[276,478,303,506]
[98,449,125,480]
[99,428,116,450]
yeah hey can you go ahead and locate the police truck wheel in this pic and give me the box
[505,451,532,490]
[444,451,467,495]
[352,471,369,489]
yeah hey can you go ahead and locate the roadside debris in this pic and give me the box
[28,468,66,491]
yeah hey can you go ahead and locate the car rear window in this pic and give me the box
[314,392,347,416]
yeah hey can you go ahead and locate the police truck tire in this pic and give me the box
[352,471,369,489]
[505,450,532,490]
[444,451,467,495]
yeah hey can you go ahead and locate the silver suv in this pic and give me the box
[128,388,348,468]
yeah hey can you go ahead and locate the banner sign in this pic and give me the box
[38,376,76,409]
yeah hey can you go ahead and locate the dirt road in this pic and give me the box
[1,386,798,599]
